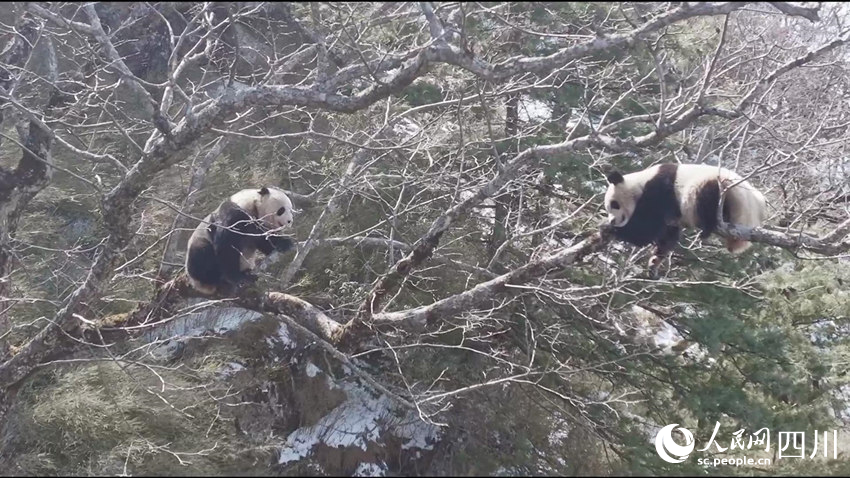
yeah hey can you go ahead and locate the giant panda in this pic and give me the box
[603,163,767,267]
[185,187,296,294]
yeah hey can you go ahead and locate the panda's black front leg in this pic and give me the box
[218,245,257,286]
[649,224,680,277]
[213,226,257,290]
[237,269,259,286]
[256,234,295,255]
[270,235,295,253]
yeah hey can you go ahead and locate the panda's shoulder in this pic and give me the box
[229,188,260,206]
[215,198,255,226]
[675,163,729,183]
[630,163,669,182]
[629,163,677,190]
[216,198,242,215]
[189,213,216,242]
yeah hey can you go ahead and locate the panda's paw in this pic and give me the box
[239,272,259,286]
[269,235,295,253]
[222,272,258,293]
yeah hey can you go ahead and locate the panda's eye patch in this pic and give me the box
[276,207,286,216]
[610,201,620,210]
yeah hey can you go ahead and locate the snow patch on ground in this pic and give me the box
[652,321,681,350]
[305,361,321,378]
[353,462,388,477]
[548,427,569,448]
[141,304,439,470]
[519,96,552,123]
[266,322,294,352]
[216,361,245,379]
[146,304,263,341]
[146,306,266,360]
[277,362,441,465]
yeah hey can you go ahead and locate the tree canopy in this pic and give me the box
[1,2,849,475]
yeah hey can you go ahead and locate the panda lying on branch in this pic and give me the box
[603,163,767,270]
[185,187,296,295]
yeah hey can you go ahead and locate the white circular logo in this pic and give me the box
[654,424,695,464]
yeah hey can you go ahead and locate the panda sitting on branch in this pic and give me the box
[185,187,296,295]
[603,163,767,272]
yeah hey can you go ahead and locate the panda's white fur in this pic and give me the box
[604,163,766,258]
[230,187,294,230]
[186,187,295,295]
[674,164,765,252]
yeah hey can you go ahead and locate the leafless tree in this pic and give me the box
[1,2,849,471]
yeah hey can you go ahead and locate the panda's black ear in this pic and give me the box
[606,171,624,185]
[259,186,270,196]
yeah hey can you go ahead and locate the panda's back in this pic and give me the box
[674,164,741,228]
[185,212,219,291]
[187,213,214,245]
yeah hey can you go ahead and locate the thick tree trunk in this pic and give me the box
[0,15,57,357]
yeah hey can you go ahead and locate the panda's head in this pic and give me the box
[245,186,294,231]
[258,186,294,230]
[604,171,640,227]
